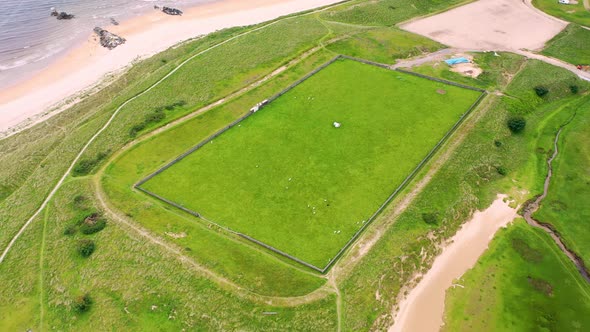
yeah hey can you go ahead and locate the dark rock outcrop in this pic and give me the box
[50,8,75,20]
[153,5,183,15]
[93,27,126,50]
[162,6,183,15]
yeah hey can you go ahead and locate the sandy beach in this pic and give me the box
[0,0,342,136]
[390,195,518,332]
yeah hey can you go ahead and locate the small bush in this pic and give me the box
[422,212,439,225]
[64,225,77,236]
[570,85,579,94]
[72,151,110,176]
[73,195,87,209]
[129,101,186,137]
[534,86,549,97]
[494,140,502,147]
[507,116,526,133]
[80,218,106,235]
[144,110,166,123]
[77,239,95,257]
[496,165,507,176]
[73,294,93,313]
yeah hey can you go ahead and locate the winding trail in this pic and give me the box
[522,118,590,283]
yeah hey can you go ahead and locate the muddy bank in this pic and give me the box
[390,195,518,332]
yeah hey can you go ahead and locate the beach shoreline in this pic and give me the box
[0,0,343,137]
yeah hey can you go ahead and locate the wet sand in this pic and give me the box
[390,195,518,332]
[0,0,342,136]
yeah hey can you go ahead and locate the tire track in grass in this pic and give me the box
[38,206,49,331]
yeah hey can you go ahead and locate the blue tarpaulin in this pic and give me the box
[445,57,469,65]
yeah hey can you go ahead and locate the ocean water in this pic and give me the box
[0,0,214,89]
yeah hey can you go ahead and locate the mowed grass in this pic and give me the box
[443,220,590,331]
[535,99,590,267]
[140,58,482,268]
[543,24,590,65]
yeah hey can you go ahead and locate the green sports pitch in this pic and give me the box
[138,57,484,270]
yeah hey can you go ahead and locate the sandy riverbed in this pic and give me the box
[0,0,342,136]
[390,195,518,332]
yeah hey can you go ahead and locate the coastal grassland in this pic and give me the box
[543,24,590,65]
[533,0,590,27]
[0,26,258,249]
[442,220,590,331]
[412,52,526,90]
[80,16,338,166]
[534,100,590,267]
[0,179,338,331]
[139,58,482,268]
[337,60,590,330]
[325,27,443,64]
[2,0,589,330]
[320,0,470,26]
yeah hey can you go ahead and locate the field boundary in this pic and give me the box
[135,55,487,273]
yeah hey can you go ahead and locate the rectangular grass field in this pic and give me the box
[138,58,484,270]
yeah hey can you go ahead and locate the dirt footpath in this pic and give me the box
[400,0,566,51]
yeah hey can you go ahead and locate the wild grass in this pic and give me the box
[543,24,590,65]
[0,179,339,331]
[442,220,590,331]
[535,99,590,267]
[325,27,443,64]
[533,0,590,27]
[320,0,469,27]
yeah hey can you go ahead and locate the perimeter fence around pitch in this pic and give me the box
[135,54,487,273]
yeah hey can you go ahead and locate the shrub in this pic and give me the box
[77,239,95,257]
[144,110,166,123]
[64,225,77,236]
[73,159,95,176]
[534,86,549,97]
[422,212,439,225]
[73,195,87,209]
[73,294,93,313]
[494,140,502,147]
[570,85,579,94]
[496,165,507,176]
[507,116,526,133]
[72,151,110,176]
[80,217,106,235]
